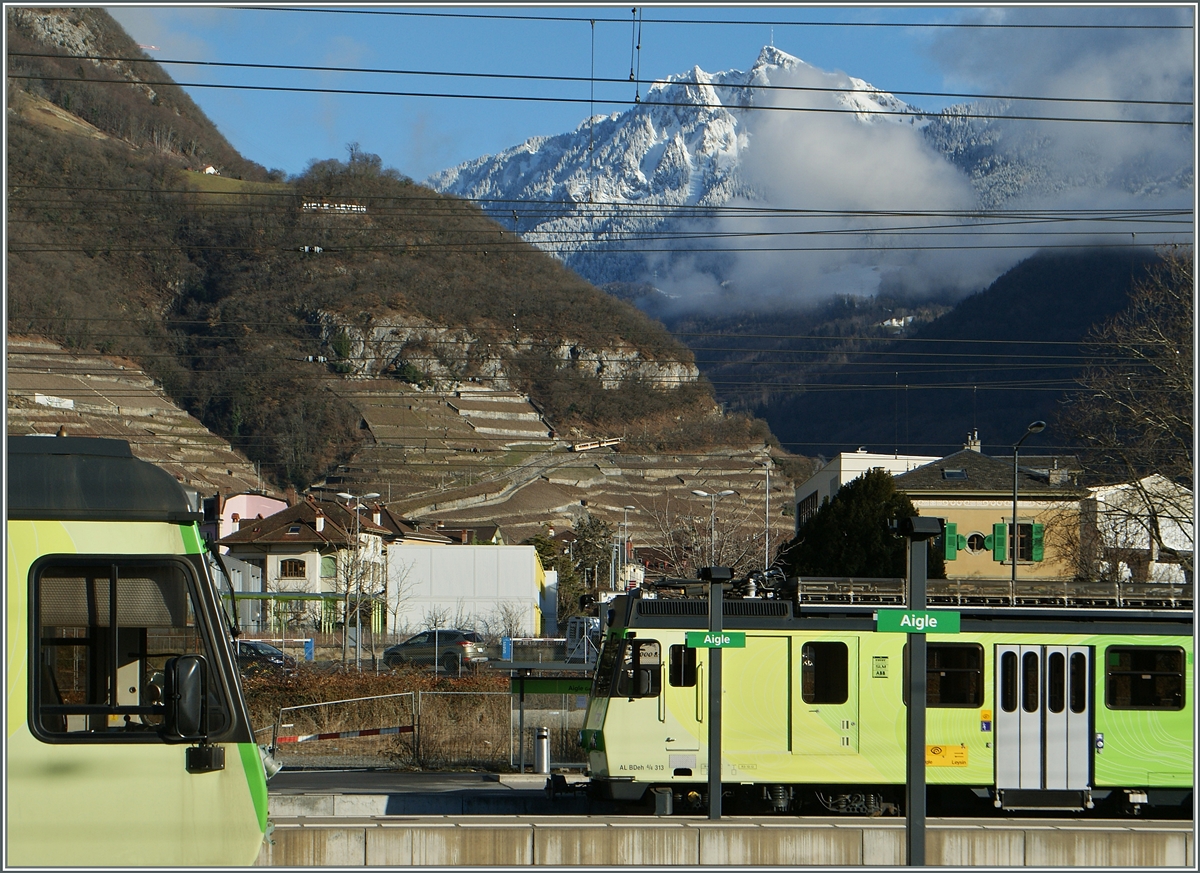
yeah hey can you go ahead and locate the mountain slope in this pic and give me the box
[752,248,1160,458]
[6,9,764,491]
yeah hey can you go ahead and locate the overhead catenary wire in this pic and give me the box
[7,72,1190,127]
[12,52,1187,110]
[227,7,1193,31]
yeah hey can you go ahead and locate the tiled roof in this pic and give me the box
[893,449,1083,495]
[377,505,454,543]
[216,498,388,546]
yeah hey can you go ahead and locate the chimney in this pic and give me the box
[232,512,241,529]
[285,486,298,506]
[964,429,981,452]
[1049,457,1069,486]
[315,509,325,532]
[372,504,382,526]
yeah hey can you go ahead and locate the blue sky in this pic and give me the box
[104,4,1193,183]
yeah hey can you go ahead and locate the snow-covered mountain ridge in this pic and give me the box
[426,45,1191,300]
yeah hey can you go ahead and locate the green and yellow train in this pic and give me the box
[6,436,270,865]
[582,573,1193,817]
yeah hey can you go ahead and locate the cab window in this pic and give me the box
[612,639,662,698]
[31,558,232,742]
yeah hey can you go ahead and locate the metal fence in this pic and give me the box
[509,692,589,771]
[266,690,587,771]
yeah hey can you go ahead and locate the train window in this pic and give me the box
[592,633,623,698]
[999,651,1018,712]
[902,643,984,707]
[1022,651,1040,712]
[1069,652,1087,713]
[801,641,848,704]
[669,645,696,687]
[30,558,233,742]
[614,639,662,699]
[1047,652,1065,713]
[1104,646,1185,711]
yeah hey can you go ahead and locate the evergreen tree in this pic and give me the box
[781,468,945,579]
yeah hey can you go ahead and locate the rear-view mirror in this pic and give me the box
[163,654,206,741]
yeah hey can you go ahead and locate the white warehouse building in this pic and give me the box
[386,544,556,638]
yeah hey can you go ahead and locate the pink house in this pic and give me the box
[201,492,289,552]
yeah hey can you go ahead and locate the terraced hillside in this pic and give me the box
[7,338,269,495]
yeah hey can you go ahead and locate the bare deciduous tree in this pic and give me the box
[1057,245,1194,575]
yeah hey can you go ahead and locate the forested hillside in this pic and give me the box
[7,8,765,489]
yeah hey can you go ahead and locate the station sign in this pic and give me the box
[685,631,746,648]
[510,678,593,695]
[877,610,960,634]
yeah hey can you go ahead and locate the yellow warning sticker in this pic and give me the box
[925,744,969,766]
[980,710,992,721]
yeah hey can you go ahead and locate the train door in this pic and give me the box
[723,636,791,754]
[793,637,860,755]
[994,645,1092,791]
[662,643,700,775]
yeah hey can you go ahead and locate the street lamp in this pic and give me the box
[337,490,380,670]
[1010,422,1046,600]
[761,460,771,571]
[622,505,635,585]
[692,489,737,567]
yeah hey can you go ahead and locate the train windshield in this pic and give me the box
[596,637,662,699]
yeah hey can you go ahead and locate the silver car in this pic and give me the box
[382,629,489,672]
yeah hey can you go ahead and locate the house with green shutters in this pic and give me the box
[891,441,1084,585]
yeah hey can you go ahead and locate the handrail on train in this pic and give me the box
[642,571,1192,610]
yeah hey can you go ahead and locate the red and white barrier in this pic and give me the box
[275,724,414,745]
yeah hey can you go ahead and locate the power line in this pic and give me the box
[8,73,1190,126]
[11,52,1189,109]
[229,7,1194,31]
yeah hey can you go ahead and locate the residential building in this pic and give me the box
[200,491,288,551]
[433,521,506,545]
[217,496,388,631]
[793,447,940,532]
[891,445,1083,584]
[1082,474,1193,585]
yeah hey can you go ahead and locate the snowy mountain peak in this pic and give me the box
[751,44,804,74]
[424,46,1189,301]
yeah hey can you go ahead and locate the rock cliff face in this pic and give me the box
[317,311,700,392]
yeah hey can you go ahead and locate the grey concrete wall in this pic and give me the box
[256,817,1193,867]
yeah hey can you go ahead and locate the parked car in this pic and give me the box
[383,629,489,672]
[236,640,297,675]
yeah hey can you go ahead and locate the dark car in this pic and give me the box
[236,640,298,675]
[383,629,489,672]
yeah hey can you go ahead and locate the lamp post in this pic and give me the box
[692,489,736,566]
[1011,422,1046,600]
[337,490,380,670]
[761,460,771,570]
[622,505,635,586]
